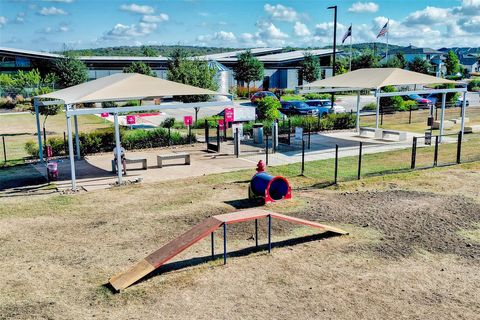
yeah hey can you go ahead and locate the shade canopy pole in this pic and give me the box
[356,91,361,132]
[34,99,44,164]
[66,105,76,191]
[460,91,467,138]
[375,90,380,129]
[74,115,80,160]
[439,93,446,143]
[114,112,123,185]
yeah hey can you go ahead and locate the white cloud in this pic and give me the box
[315,22,346,37]
[141,13,169,23]
[103,22,157,39]
[42,0,74,3]
[404,6,451,26]
[0,16,7,28]
[38,6,67,15]
[294,22,311,36]
[348,2,379,13]
[264,4,298,22]
[256,21,288,39]
[120,3,154,15]
[214,31,236,42]
[15,12,26,23]
[458,15,480,32]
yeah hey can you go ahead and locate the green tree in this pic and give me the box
[382,56,404,68]
[167,48,218,103]
[379,85,405,112]
[445,50,461,75]
[334,58,349,75]
[142,46,159,57]
[395,53,407,69]
[299,53,320,83]
[407,57,432,74]
[123,61,155,76]
[232,50,264,97]
[351,51,379,70]
[51,56,88,88]
[256,96,280,121]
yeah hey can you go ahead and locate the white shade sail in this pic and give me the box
[302,68,459,90]
[36,73,220,104]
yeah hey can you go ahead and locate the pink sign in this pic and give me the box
[218,119,224,129]
[126,115,136,125]
[224,108,234,122]
[184,115,193,126]
[101,112,109,118]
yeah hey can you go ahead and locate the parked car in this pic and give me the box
[455,96,470,108]
[406,94,433,109]
[305,99,347,115]
[250,91,278,104]
[423,93,470,108]
[279,101,319,116]
[304,100,333,116]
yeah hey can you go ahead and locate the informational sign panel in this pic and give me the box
[218,119,225,130]
[101,112,109,118]
[233,107,256,122]
[126,115,136,125]
[232,123,244,140]
[224,108,235,123]
[184,115,193,126]
[295,127,303,141]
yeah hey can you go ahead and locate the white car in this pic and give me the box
[318,99,347,114]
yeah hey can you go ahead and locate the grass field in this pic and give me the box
[0,112,110,164]
[0,155,479,319]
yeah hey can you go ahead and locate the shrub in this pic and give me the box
[25,140,39,158]
[468,78,480,91]
[380,86,404,112]
[234,86,260,98]
[47,137,65,156]
[161,117,175,128]
[257,96,281,121]
[362,102,377,111]
[284,89,295,95]
[101,101,118,108]
[402,100,418,111]
[281,94,305,101]
[0,96,15,109]
[193,115,223,129]
[303,93,332,100]
[14,103,33,112]
[123,100,141,107]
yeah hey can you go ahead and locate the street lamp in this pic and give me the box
[327,5,337,108]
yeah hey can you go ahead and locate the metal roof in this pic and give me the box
[0,46,63,59]
[78,56,169,62]
[197,47,283,60]
[256,49,338,62]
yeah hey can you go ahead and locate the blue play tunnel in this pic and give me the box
[249,172,292,203]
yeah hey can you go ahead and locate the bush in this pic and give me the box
[468,78,480,91]
[234,86,260,98]
[47,137,65,156]
[380,86,405,112]
[193,115,222,129]
[303,93,332,100]
[101,101,118,108]
[362,102,377,111]
[24,140,39,158]
[402,100,418,111]
[161,117,175,128]
[123,100,141,107]
[257,96,281,121]
[0,97,15,109]
[281,94,304,101]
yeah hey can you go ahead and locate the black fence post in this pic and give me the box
[287,119,291,145]
[43,127,47,153]
[433,135,439,167]
[456,131,462,164]
[188,125,192,145]
[307,124,311,149]
[357,141,363,180]
[168,127,171,146]
[216,125,220,153]
[409,105,412,124]
[223,115,227,141]
[411,137,417,169]
[380,107,384,126]
[63,132,67,155]
[334,144,339,184]
[301,139,305,176]
[2,136,6,164]
[265,132,269,166]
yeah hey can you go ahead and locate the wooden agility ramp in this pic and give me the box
[109,209,347,291]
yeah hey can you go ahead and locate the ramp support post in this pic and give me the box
[223,223,227,265]
[268,215,272,253]
[211,232,214,259]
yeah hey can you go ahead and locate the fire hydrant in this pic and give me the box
[256,160,266,173]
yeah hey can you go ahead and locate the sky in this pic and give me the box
[0,0,479,52]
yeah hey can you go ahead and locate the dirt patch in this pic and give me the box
[297,189,480,259]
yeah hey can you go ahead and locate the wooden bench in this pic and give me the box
[379,129,407,141]
[111,158,147,172]
[359,127,382,139]
[464,125,480,133]
[157,152,191,168]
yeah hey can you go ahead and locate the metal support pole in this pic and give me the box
[34,101,44,163]
[301,139,305,175]
[456,131,462,164]
[216,125,220,152]
[74,115,80,160]
[460,91,467,139]
[411,137,417,169]
[265,133,269,166]
[375,94,380,129]
[268,215,272,253]
[356,91,361,132]
[334,144,339,184]
[433,135,439,167]
[188,125,192,145]
[66,113,76,191]
[63,132,67,155]
[223,223,227,265]
[357,142,362,180]
[288,119,291,145]
[439,93,446,143]
[380,106,384,126]
[211,232,214,259]
[255,219,258,248]
[114,113,123,185]
[409,104,412,124]
[234,128,240,158]
[307,124,311,149]
[2,136,6,164]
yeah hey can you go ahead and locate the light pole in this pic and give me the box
[327,5,337,108]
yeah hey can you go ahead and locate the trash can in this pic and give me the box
[47,162,58,180]
[253,123,264,144]
[425,131,432,145]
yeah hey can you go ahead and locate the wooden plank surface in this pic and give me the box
[271,213,348,235]
[109,259,156,291]
[213,208,272,224]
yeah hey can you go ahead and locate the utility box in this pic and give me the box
[253,123,264,144]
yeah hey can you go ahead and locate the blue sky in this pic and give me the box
[0,0,479,51]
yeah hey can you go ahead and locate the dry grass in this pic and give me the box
[0,161,479,319]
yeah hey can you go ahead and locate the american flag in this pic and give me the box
[342,25,352,44]
[377,21,388,38]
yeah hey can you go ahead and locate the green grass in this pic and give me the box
[458,223,480,244]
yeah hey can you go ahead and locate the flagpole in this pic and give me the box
[386,19,389,61]
[349,24,352,71]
